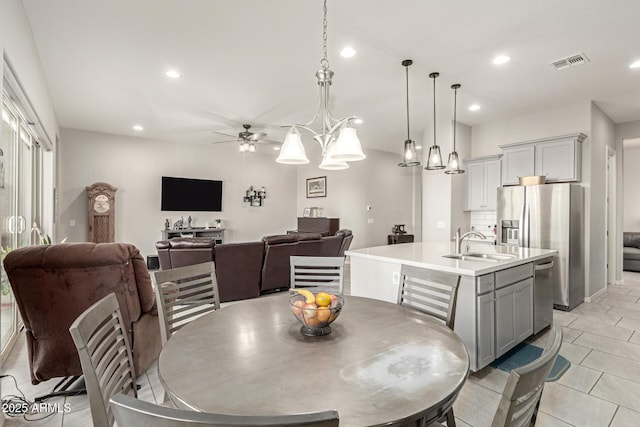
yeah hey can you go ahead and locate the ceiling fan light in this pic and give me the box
[330,127,366,161]
[248,143,256,153]
[276,127,309,164]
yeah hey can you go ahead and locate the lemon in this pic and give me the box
[315,292,331,307]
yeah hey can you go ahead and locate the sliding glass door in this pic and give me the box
[1,96,43,359]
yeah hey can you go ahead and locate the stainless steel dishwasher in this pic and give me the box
[534,257,555,334]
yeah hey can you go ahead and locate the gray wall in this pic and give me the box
[294,142,419,250]
[59,128,299,256]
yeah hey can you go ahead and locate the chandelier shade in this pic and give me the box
[278,0,364,168]
[276,127,309,164]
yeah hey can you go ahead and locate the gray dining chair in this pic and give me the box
[69,293,137,427]
[491,325,563,427]
[110,393,340,426]
[153,261,221,344]
[397,264,461,329]
[290,256,345,294]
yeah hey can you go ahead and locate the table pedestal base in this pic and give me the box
[300,325,332,336]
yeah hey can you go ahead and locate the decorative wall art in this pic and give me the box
[306,176,326,198]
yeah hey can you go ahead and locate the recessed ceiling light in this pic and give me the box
[352,117,363,124]
[416,145,422,150]
[165,69,182,79]
[133,125,144,131]
[468,104,481,111]
[273,146,281,151]
[630,60,640,69]
[340,47,356,58]
[493,55,511,65]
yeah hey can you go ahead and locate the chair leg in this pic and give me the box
[34,376,86,402]
[445,408,456,427]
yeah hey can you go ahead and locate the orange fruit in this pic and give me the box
[317,307,331,323]
[315,292,331,307]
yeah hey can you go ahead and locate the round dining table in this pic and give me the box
[158,293,469,427]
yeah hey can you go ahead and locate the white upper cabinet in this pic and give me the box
[464,155,502,211]
[500,133,586,186]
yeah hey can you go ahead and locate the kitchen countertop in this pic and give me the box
[346,241,557,276]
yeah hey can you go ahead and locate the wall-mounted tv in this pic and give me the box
[161,176,223,212]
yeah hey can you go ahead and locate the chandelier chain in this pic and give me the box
[321,0,329,71]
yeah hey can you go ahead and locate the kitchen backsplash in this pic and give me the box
[470,211,497,240]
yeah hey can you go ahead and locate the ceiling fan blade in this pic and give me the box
[212,131,238,138]
[255,138,281,145]
[211,139,240,144]
[248,132,268,141]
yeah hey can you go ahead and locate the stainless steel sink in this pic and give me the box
[442,252,517,262]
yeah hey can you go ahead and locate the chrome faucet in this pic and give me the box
[454,227,487,254]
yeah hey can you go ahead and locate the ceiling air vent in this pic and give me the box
[549,52,590,70]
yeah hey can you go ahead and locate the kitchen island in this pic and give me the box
[346,241,557,371]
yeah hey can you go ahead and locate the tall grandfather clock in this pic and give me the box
[86,182,117,243]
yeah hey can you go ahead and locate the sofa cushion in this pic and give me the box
[169,237,216,249]
[624,247,640,260]
[262,234,297,245]
[624,232,640,249]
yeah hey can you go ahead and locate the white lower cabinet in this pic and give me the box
[476,291,495,367]
[495,278,534,357]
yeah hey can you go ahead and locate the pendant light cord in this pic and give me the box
[453,86,457,151]
[406,65,410,140]
[432,74,437,147]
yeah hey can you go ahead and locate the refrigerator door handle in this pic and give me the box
[535,261,554,271]
[523,202,530,247]
[518,200,525,247]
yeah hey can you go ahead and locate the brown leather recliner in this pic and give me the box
[160,237,216,269]
[3,243,162,384]
[260,234,299,292]
[213,242,264,302]
[337,229,353,256]
[295,233,324,256]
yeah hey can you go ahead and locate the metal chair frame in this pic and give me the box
[290,256,345,294]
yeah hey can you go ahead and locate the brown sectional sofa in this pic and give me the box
[155,230,353,302]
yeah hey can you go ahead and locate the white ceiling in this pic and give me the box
[21,0,640,153]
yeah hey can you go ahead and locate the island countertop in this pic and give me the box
[346,241,557,277]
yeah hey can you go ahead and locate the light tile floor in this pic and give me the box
[2,270,640,426]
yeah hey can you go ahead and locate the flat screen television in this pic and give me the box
[161,176,223,212]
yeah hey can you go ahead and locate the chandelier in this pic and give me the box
[276,0,365,170]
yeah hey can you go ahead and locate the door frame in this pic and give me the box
[606,147,617,285]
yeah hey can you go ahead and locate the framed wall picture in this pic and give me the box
[303,207,312,217]
[306,176,326,198]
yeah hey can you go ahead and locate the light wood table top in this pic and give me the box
[158,293,469,426]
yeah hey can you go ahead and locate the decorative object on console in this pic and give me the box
[86,182,117,243]
[425,72,445,170]
[445,84,465,174]
[306,176,327,198]
[243,185,267,206]
[398,60,421,167]
[392,224,406,234]
[276,0,365,169]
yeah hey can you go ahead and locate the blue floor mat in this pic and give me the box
[490,342,570,381]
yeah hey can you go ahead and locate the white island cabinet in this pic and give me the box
[346,242,556,371]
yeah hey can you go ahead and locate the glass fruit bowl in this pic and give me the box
[289,290,344,336]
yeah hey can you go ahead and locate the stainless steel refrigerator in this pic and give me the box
[497,183,584,311]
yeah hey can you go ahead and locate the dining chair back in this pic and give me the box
[153,261,220,344]
[69,293,137,427]
[290,256,345,294]
[397,264,461,329]
[110,393,340,426]
[491,325,563,427]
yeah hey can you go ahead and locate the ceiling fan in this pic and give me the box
[212,124,280,153]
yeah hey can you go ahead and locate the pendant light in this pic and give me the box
[445,83,465,174]
[398,60,420,167]
[425,72,445,170]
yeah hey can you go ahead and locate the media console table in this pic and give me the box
[161,228,225,244]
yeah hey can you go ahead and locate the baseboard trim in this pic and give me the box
[585,286,607,303]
